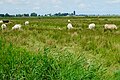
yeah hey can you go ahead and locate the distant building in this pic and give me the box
[73,11,75,15]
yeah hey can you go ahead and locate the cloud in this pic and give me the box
[0,0,61,6]
[0,0,30,5]
[0,1,3,4]
[33,7,40,10]
[5,0,19,4]
[53,5,63,11]
[51,0,62,4]
[77,3,88,9]
[106,0,120,4]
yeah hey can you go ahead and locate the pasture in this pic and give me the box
[0,17,120,80]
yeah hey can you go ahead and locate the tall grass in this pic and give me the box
[0,38,109,80]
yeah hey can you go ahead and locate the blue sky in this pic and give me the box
[0,0,120,15]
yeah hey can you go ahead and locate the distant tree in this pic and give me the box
[71,13,74,15]
[44,14,47,16]
[0,14,4,17]
[16,14,23,17]
[54,12,61,16]
[30,12,37,17]
[54,12,69,16]
[4,13,10,17]
[62,13,69,16]
[38,15,41,16]
[23,14,29,17]
[9,15,15,17]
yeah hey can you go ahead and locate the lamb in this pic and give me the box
[25,21,29,25]
[104,24,117,31]
[67,20,73,29]
[12,24,22,30]
[1,24,7,30]
[88,23,95,29]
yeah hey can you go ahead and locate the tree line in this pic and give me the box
[0,13,38,17]
[0,11,76,17]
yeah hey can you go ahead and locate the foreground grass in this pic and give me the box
[0,38,109,80]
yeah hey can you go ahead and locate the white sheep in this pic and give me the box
[25,21,29,25]
[1,24,7,30]
[88,23,95,29]
[68,20,71,23]
[12,24,22,30]
[104,24,117,31]
[0,20,3,23]
[67,20,73,29]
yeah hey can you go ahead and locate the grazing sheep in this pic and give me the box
[12,24,22,30]
[25,21,29,25]
[1,24,7,30]
[104,24,117,31]
[67,20,73,29]
[0,20,3,23]
[88,23,95,29]
[68,20,71,23]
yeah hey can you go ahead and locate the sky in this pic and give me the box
[0,0,120,15]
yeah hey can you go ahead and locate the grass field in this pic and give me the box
[0,17,120,80]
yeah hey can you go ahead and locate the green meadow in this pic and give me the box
[0,17,120,80]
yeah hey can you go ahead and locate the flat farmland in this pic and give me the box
[0,17,120,80]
